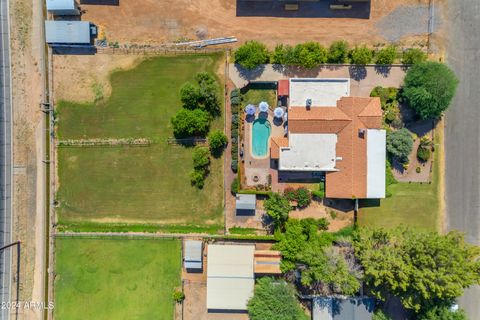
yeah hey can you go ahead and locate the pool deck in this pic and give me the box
[243,109,285,187]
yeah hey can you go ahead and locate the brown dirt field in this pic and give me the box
[80,0,429,47]
[10,0,45,318]
[52,54,140,103]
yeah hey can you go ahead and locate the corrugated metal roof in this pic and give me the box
[184,240,202,264]
[235,194,256,210]
[45,21,91,44]
[313,297,375,320]
[46,0,75,10]
[207,244,255,310]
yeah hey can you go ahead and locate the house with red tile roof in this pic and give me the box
[270,78,386,199]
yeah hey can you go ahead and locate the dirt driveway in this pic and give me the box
[79,0,430,47]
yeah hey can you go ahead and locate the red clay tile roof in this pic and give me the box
[270,137,289,159]
[279,97,383,199]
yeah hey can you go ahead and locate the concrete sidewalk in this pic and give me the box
[229,64,407,96]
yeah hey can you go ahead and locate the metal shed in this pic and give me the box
[207,244,255,311]
[313,297,375,320]
[235,194,256,216]
[184,240,203,271]
[45,21,91,45]
[46,0,79,15]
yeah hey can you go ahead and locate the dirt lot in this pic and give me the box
[10,0,45,318]
[80,0,431,47]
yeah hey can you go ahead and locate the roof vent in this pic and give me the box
[358,128,365,138]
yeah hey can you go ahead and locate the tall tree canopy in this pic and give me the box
[171,108,210,138]
[354,227,480,313]
[402,62,458,119]
[263,193,291,227]
[234,40,270,70]
[247,277,308,320]
[180,72,220,116]
[274,219,361,295]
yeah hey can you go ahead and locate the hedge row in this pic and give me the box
[234,40,427,70]
[230,88,241,173]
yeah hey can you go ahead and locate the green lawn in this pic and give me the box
[56,54,224,228]
[358,133,441,231]
[54,238,181,320]
[242,88,277,109]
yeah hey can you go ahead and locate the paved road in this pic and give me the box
[0,0,12,318]
[444,0,480,317]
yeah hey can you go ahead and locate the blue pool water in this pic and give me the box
[252,119,271,157]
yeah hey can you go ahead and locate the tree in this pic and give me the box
[284,187,311,208]
[272,44,296,65]
[208,130,228,155]
[295,42,328,68]
[230,177,239,194]
[190,169,206,188]
[264,193,291,227]
[235,40,270,69]
[372,310,392,320]
[180,82,200,108]
[402,48,427,65]
[419,306,467,320]
[354,227,480,313]
[171,108,210,137]
[402,62,459,119]
[386,128,413,162]
[328,40,349,63]
[370,86,398,109]
[192,146,210,169]
[350,46,373,65]
[375,46,397,65]
[247,277,308,320]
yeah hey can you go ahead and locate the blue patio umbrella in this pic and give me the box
[245,104,256,115]
[259,101,269,112]
[274,107,284,118]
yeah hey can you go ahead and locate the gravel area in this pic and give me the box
[376,5,441,42]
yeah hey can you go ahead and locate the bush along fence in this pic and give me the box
[234,40,428,70]
[230,89,240,173]
[57,138,151,147]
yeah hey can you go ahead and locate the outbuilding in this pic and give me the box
[183,240,203,272]
[45,21,92,45]
[235,194,256,216]
[46,0,80,15]
[313,297,375,320]
[206,244,255,311]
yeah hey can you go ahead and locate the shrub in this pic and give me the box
[317,217,330,231]
[330,210,337,220]
[231,160,238,172]
[230,88,240,98]
[190,169,206,189]
[192,146,210,169]
[208,130,228,154]
[350,46,373,65]
[295,42,328,68]
[312,181,325,199]
[271,44,296,65]
[386,128,413,162]
[416,166,421,173]
[375,45,397,65]
[172,290,185,303]
[235,40,270,69]
[171,108,210,138]
[402,62,459,119]
[417,146,431,162]
[231,177,240,194]
[402,48,427,65]
[264,193,291,227]
[283,187,312,208]
[385,110,397,122]
[370,86,398,108]
[328,40,349,63]
[230,96,241,106]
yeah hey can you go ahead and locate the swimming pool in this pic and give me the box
[251,119,271,158]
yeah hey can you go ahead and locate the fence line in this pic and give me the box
[95,46,228,56]
[57,137,151,147]
[167,137,207,145]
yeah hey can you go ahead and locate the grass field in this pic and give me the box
[56,54,224,228]
[54,238,181,320]
[242,88,277,109]
[358,132,441,231]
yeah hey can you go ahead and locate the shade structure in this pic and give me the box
[274,107,284,118]
[245,104,256,115]
[259,101,269,112]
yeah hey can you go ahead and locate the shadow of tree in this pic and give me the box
[348,65,367,81]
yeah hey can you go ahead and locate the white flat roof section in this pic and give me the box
[184,240,202,270]
[289,78,350,107]
[207,244,255,311]
[366,129,386,198]
[279,133,338,172]
[47,0,75,10]
[45,21,91,44]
